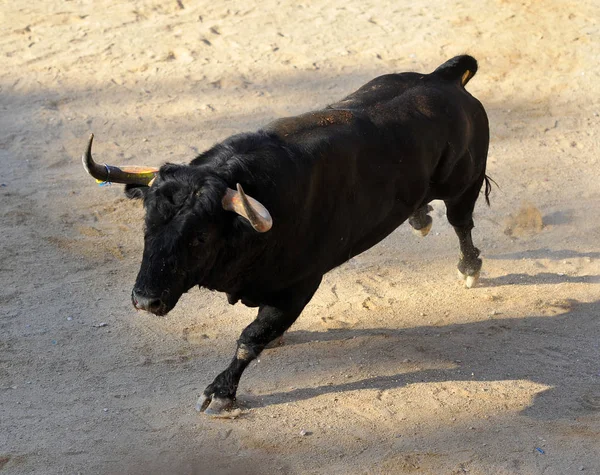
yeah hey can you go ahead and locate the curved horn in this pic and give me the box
[82,134,159,186]
[222,183,273,233]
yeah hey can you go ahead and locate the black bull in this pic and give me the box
[83,55,490,415]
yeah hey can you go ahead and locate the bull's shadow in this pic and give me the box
[480,272,599,287]
[487,248,600,261]
[241,299,600,421]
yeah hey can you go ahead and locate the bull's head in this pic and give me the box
[82,134,272,315]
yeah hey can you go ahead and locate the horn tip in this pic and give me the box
[84,133,95,154]
[82,133,97,176]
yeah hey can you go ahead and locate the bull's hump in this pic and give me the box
[267,110,355,138]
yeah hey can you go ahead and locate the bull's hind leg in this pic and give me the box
[196,277,322,415]
[409,204,434,237]
[453,225,481,288]
[445,176,485,288]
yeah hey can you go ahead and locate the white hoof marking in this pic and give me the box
[465,272,480,288]
[412,220,433,237]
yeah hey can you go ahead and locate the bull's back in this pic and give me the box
[328,72,424,111]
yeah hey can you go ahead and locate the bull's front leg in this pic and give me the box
[196,278,321,415]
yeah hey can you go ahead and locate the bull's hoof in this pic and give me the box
[412,220,433,237]
[411,215,433,237]
[457,269,480,288]
[465,273,479,288]
[195,393,235,416]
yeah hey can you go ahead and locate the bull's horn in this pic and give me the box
[222,184,273,233]
[82,134,159,186]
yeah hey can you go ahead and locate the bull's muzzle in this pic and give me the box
[131,289,167,316]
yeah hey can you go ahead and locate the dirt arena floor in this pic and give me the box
[1,0,599,473]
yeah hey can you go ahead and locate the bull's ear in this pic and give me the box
[125,184,150,200]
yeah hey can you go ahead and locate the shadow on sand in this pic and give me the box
[242,298,600,422]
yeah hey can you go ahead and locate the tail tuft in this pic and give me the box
[433,55,478,86]
[483,174,498,206]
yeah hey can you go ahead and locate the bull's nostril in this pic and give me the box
[132,290,164,314]
[147,298,162,311]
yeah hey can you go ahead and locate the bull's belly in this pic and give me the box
[227,201,419,305]
[326,208,412,272]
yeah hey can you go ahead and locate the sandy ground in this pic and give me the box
[1,0,599,473]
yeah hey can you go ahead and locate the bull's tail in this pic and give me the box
[483,174,498,206]
[433,55,478,87]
